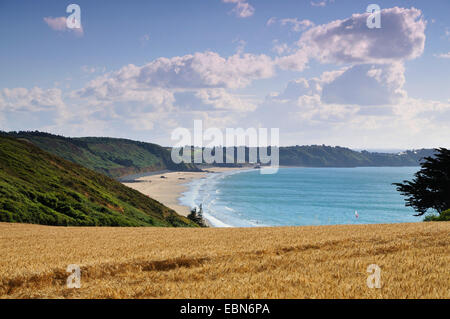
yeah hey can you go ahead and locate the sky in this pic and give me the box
[1,0,449,149]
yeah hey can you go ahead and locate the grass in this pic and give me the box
[4,131,199,178]
[1,221,448,298]
[0,136,197,227]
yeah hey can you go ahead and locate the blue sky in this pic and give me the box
[1,0,449,148]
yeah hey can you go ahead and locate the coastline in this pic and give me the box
[123,166,419,228]
[122,166,248,218]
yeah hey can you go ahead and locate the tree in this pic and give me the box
[394,148,450,217]
[187,204,207,227]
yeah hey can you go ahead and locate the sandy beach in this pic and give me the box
[123,167,246,217]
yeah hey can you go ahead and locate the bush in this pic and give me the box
[424,209,450,221]
[187,205,207,227]
[0,209,14,222]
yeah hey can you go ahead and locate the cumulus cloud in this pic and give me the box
[252,77,450,148]
[268,17,315,32]
[277,7,426,71]
[75,7,425,104]
[0,87,68,132]
[275,49,310,72]
[68,51,264,135]
[322,63,406,105]
[281,18,315,32]
[222,0,255,18]
[270,78,320,102]
[268,68,339,105]
[0,87,65,112]
[75,51,275,103]
[124,112,169,131]
[271,62,406,107]
[43,16,83,36]
[272,42,290,55]
[304,7,425,63]
[7,7,442,148]
[71,75,137,104]
[248,48,450,148]
[175,89,257,112]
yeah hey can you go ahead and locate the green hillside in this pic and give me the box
[197,145,434,167]
[279,145,434,167]
[6,131,200,178]
[3,132,434,174]
[0,136,198,227]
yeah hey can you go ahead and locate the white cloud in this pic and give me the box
[272,41,290,55]
[252,79,450,148]
[0,87,69,132]
[266,17,277,26]
[66,51,266,136]
[267,17,315,32]
[43,17,67,31]
[311,1,325,7]
[266,17,315,32]
[321,63,406,105]
[233,38,247,54]
[43,16,83,36]
[276,49,309,71]
[270,78,319,102]
[222,0,255,18]
[277,7,426,71]
[0,87,64,112]
[125,112,165,131]
[6,7,445,148]
[280,18,315,32]
[304,7,425,64]
[175,89,257,112]
[271,62,406,106]
[75,51,275,103]
[81,66,105,74]
[434,52,450,59]
[310,1,329,7]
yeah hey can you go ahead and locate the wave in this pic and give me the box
[178,169,257,227]
[180,167,419,227]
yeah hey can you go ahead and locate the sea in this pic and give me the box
[179,167,420,227]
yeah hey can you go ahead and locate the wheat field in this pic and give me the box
[0,222,449,299]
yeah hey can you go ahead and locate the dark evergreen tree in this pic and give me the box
[394,148,450,216]
[187,205,207,227]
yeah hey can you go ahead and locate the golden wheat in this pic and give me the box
[0,222,449,298]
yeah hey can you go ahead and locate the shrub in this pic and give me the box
[424,209,450,221]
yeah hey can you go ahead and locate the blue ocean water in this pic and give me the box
[179,167,420,227]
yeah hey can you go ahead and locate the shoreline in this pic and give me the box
[122,166,249,219]
[122,166,419,228]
